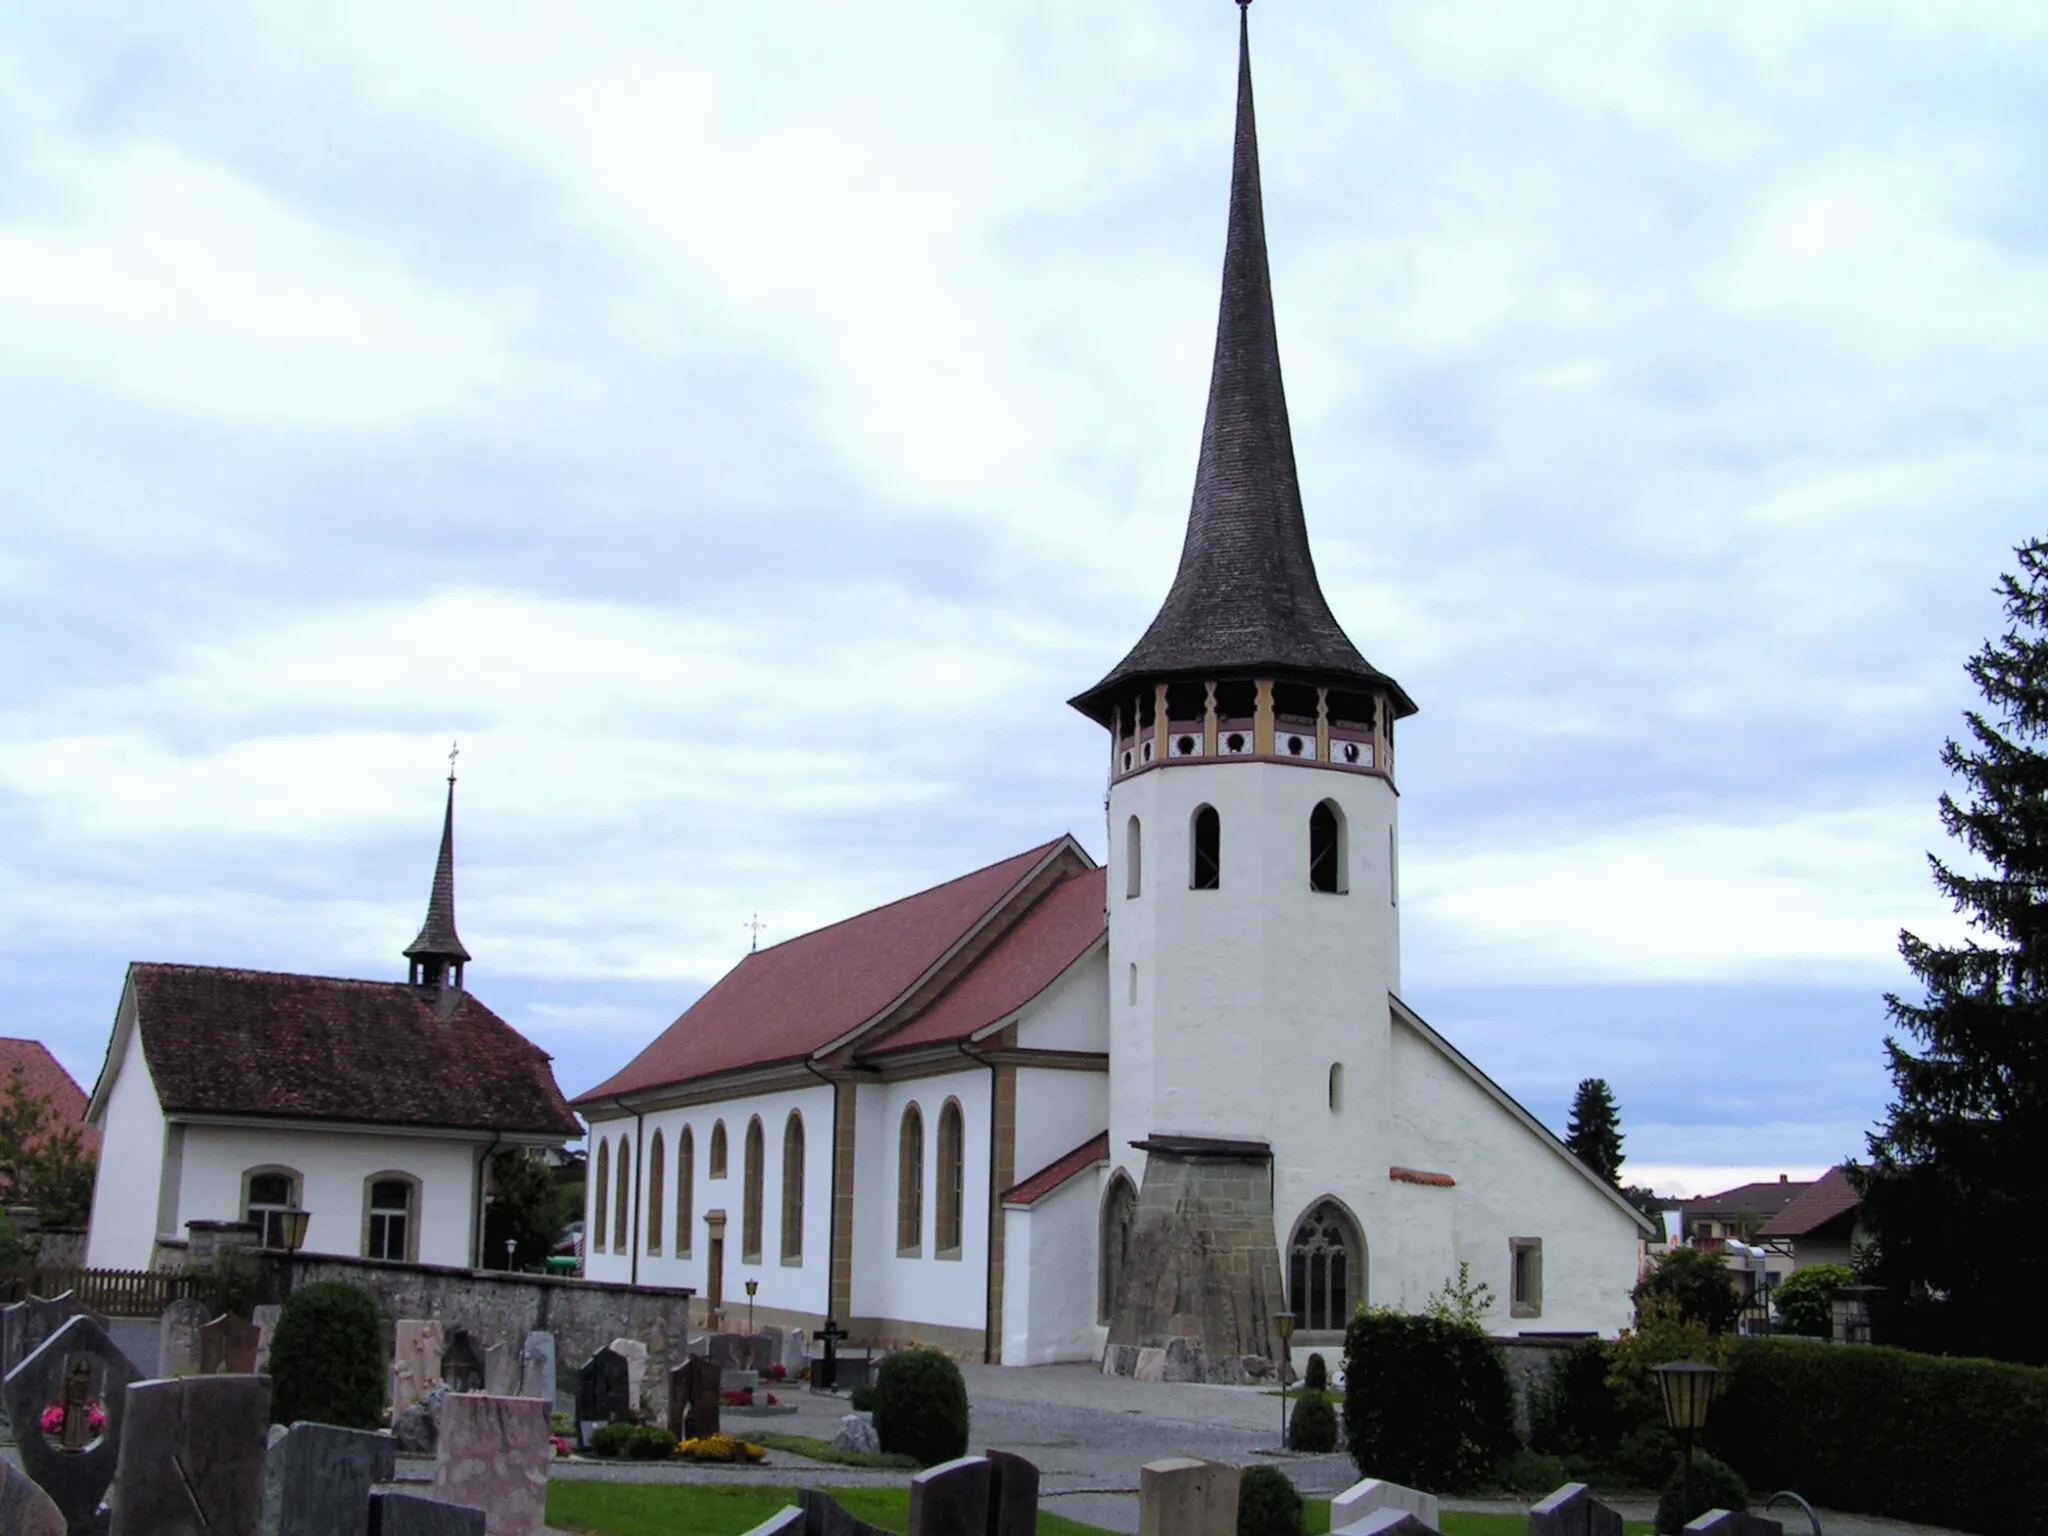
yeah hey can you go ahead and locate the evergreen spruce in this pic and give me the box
[1564,1078,1624,1186]
[1856,538,2048,1362]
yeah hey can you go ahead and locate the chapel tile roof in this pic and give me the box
[1761,1166,1861,1238]
[122,963,579,1138]
[574,839,1077,1104]
[1002,1132,1109,1208]
[0,1039,100,1153]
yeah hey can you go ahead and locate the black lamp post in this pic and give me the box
[745,1278,759,1334]
[1273,1313,1295,1448]
[274,1208,311,1301]
[1652,1359,1720,1523]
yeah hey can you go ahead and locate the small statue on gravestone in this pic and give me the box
[60,1357,92,1452]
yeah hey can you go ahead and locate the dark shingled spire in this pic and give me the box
[1071,2,1413,727]
[405,773,470,975]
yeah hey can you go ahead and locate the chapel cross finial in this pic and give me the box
[744,913,767,953]
[447,739,461,783]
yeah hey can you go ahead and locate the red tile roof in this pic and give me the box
[1761,1166,1860,1238]
[1682,1179,1811,1219]
[576,840,1073,1104]
[125,964,579,1138]
[868,869,1106,1054]
[0,1040,99,1153]
[1003,1132,1109,1207]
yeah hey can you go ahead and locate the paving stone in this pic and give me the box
[107,1374,270,1536]
[431,1392,550,1536]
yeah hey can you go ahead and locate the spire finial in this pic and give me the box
[745,913,767,953]
[448,739,460,783]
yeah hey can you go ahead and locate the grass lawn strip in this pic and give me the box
[545,1481,1113,1535]
[749,1431,920,1470]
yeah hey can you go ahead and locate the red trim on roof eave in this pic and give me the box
[1389,1165,1455,1188]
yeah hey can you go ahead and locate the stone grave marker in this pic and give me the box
[483,1340,517,1397]
[779,1327,808,1377]
[251,1304,281,1372]
[2,1293,108,1384]
[440,1330,485,1394]
[433,1392,550,1536]
[607,1336,648,1410]
[367,1490,486,1536]
[157,1297,209,1378]
[108,1374,270,1536]
[199,1312,261,1374]
[907,1455,990,1536]
[517,1332,554,1405]
[575,1346,630,1444]
[1138,1456,1239,1536]
[270,1421,396,1536]
[670,1355,720,1440]
[1528,1482,1624,1536]
[1682,1516,1782,1536]
[2,1312,142,1536]
[1330,1477,1441,1532]
[1334,1513,1440,1536]
[798,1488,892,1536]
[736,1511,807,1536]
[0,1458,66,1536]
[393,1320,445,1415]
[986,1448,1040,1536]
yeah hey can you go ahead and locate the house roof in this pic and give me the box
[1761,1167,1861,1238]
[1682,1178,1812,1221]
[1003,1132,1109,1208]
[575,839,1081,1104]
[0,1039,100,1153]
[121,963,579,1138]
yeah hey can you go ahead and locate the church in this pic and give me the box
[574,5,1651,1376]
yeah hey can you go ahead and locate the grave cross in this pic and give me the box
[812,1318,847,1392]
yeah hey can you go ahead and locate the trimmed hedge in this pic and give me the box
[870,1348,969,1467]
[267,1281,384,1429]
[1286,1389,1338,1453]
[1237,1464,1305,1536]
[1710,1337,2048,1535]
[1342,1311,1515,1492]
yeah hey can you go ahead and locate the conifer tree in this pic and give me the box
[1856,538,2048,1361]
[1564,1077,1624,1186]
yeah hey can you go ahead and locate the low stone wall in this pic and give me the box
[32,1230,85,1270]
[1496,1333,1592,1440]
[285,1253,696,1410]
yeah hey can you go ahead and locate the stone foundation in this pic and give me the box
[1103,1137,1286,1384]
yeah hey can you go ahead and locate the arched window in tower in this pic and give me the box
[613,1140,632,1257]
[1328,1062,1344,1113]
[781,1112,805,1264]
[1099,1172,1137,1323]
[742,1116,765,1262]
[935,1099,966,1259]
[1289,1201,1363,1331]
[897,1104,925,1255]
[1126,816,1143,899]
[677,1127,695,1258]
[1191,805,1221,889]
[1310,800,1346,893]
[591,1139,609,1251]
[646,1131,666,1255]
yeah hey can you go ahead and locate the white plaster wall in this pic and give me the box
[176,1125,480,1268]
[849,1068,990,1331]
[1000,1172,1100,1365]
[582,1114,632,1285]
[1012,1067,1108,1192]
[84,986,166,1271]
[1014,945,1109,1054]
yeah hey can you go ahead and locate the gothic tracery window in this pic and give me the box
[1289,1201,1361,1331]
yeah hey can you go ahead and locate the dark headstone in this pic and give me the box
[737,1511,808,1536]
[811,1319,846,1392]
[1683,1516,1782,1536]
[367,1491,486,1536]
[439,1330,485,1394]
[2,1293,109,1386]
[1530,1483,1625,1536]
[670,1356,721,1440]
[1335,1514,1439,1536]
[574,1347,630,1439]
[274,1422,397,1536]
[108,1374,271,1536]
[0,1458,66,1536]
[985,1449,1040,1536]
[198,1313,260,1375]
[392,1382,450,1457]
[907,1456,990,1536]
[1,1313,142,1536]
[797,1490,891,1536]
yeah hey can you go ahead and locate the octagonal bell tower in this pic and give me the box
[1070,0,1417,1382]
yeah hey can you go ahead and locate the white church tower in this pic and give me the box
[1070,0,1421,1381]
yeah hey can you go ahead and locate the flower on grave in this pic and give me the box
[763,1363,788,1380]
[764,1391,778,1405]
[674,1434,766,1464]
[39,1400,107,1437]
[549,1435,572,1458]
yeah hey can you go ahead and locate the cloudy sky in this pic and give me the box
[4,2,2040,1197]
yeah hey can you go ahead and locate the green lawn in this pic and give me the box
[750,1431,921,1470]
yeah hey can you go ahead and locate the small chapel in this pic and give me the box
[575,4,1651,1375]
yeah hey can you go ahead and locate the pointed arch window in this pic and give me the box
[781,1112,805,1264]
[1191,805,1221,889]
[1288,1201,1362,1331]
[897,1104,924,1256]
[613,1140,632,1255]
[1099,1173,1137,1323]
[677,1127,695,1258]
[646,1131,666,1255]
[1126,816,1143,898]
[935,1099,966,1259]
[1310,801,1347,893]
[709,1121,728,1178]
[742,1116,765,1263]
[591,1140,610,1252]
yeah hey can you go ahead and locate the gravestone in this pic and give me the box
[779,1327,808,1377]
[199,1313,261,1375]
[108,1374,270,1536]
[908,1456,990,1536]
[1529,1483,1625,1536]
[829,1414,878,1455]
[2,1293,108,1385]
[574,1347,630,1443]
[1682,1516,1782,1536]
[1330,1477,1441,1532]
[392,1320,445,1416]
[1138,1457,1239,1536]
[433,1393,550,1536]
[483,1340,517,1397]
[986,1448,1040,1536]
[1334,1513,1440,1536]
[270,1421,396,1536]
[517,1332,554,1405]
[811,1319,846,1392]
[797,1489,892,1536]
[0,1458,66,1536]
[367,1491,486,1536]
[251,1305,281,1372]
[670,1356,720,1440]
[157,1297,209,1378]
[2,1313,142,1536]
[736,1512,807,1536]
[607,1337,648,1411]
[440,1330,485,1394]
[392,1382,449,1456]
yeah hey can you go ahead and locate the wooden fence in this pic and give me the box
[0,1267,201,1318]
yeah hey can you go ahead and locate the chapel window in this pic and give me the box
[781,1112,805,1264]
[710,1121,728,1178]
[1099,1173,1137,1323]
[646,1131,666,1255]
[1191,805,1221,889]
[613,1141,632,1255]
[1289,1201,1362,1332]
[1126,816,1142,899]
[244,1169,301,1250]
[677,1126,695,1258]
[935,1100,965,1259]
[1511,1237,1544,1318]
[591,1141,609,1251]
[364,1176,416,1262]
[742,1116,765,1263]
[1310,801,1346,893]
[1327,1062,1344,1114]
[897,1104,924,1256]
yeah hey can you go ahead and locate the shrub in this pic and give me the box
[1302,1353,1328,1392]
[266,1281,384,1429]
[587,1422,636,1458]
[1496,1449,1569,1498]
[1612,1424,1679,1489]
[1236,1464,1304,1536]
[1529,1338,1629,1458]
[191,1249,267,1323]
[1769,1263,1853,1338]
[1342,1310,1516,1492]
[626,1425,677,1460]
[870,1348,969,1467]
[1633,1248,1740,1335]
[848,1382,875,1412]
[1286,1389,1338,1453]
[1654,1450,1746,1534]
[1607,1294,1730,1428]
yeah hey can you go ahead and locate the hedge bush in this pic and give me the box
[1529,1337,1629,1458]
[870,1348,969,1467]
[626,1425,678,1460]
[1654,1450,1746,1534]
[1342,1311,1515,1492]
[1286,1389,1338,1453]
[266,1281,384,1429]
[1237,1464,1305,1536]
[587,1422,637,1458]
[1302,1353,1328,1392]
[1709,1336,2048,1535]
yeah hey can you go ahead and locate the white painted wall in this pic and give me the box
[1013,1067,1108,1191]
[1014,944,1109,1054]
[849,1068,990,1331]
[1000,1171,1100,1365]
[84,984,166,1271]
